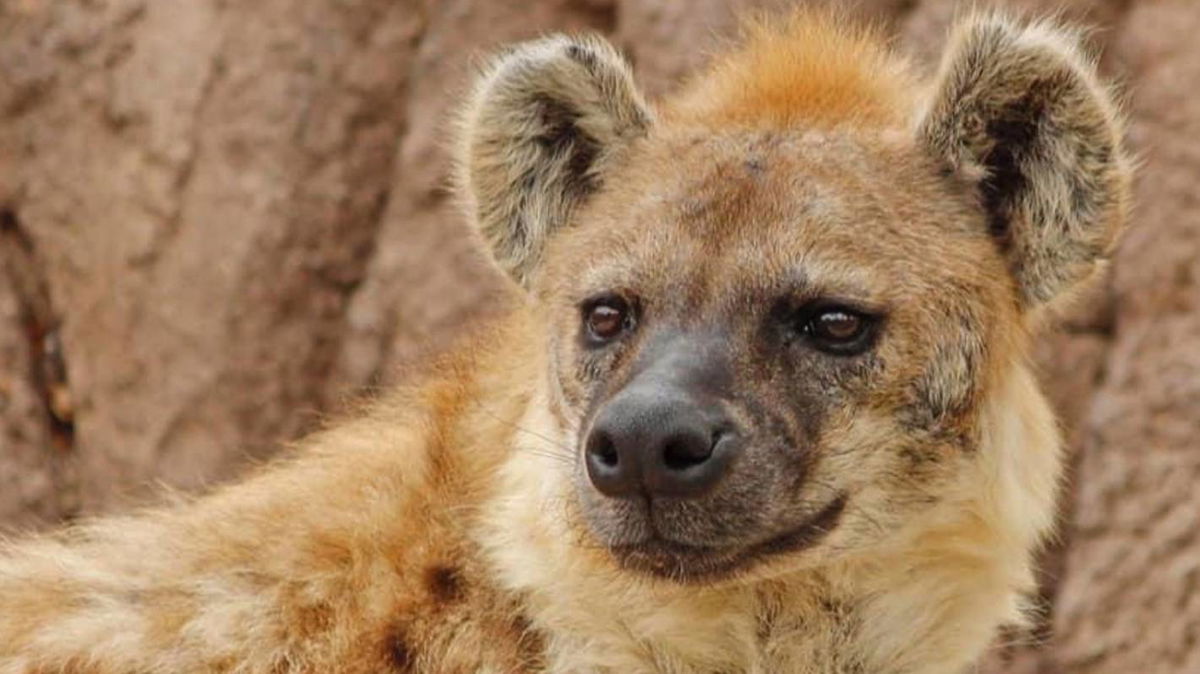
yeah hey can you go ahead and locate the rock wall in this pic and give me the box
[1,0,1196,670]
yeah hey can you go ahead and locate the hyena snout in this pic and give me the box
[585,388,739,499]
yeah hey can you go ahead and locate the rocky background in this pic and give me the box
[0,0,1196,671]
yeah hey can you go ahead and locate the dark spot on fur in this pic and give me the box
[900,444,947,469]
[425,564,464,603]
[819,596,853,618]
[0,208,17,233]
[744,156,766,175]
[755,599,781,642]
[900,445,928,466]
[510,612,534,633]
[390,630,414,671]
[510,612,547,664]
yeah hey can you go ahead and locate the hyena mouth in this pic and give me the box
[610,493,848,582]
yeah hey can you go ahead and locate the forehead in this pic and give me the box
[554,129,1004,310]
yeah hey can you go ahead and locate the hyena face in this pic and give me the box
[457,17,1128,581]
[539,131,1011,579]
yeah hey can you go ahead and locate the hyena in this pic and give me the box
[0,10,1129,674]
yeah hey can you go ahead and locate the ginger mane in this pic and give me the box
[665,11,918,130]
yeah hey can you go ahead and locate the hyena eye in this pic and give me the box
[802,306,878,355]
[583,295,635,345]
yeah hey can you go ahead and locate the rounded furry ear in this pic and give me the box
[918,15,1132,309]
[455,35,653,287]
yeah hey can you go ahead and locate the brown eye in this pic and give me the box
[812,310,862,341]
[802,306,877,354]
[584,296,633,344]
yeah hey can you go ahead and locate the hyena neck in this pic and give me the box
[475,360,1061,673]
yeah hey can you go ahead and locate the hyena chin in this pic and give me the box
[1,9,1129,674]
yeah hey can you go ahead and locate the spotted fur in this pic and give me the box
[0,10,1129,674]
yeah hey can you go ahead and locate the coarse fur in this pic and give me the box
[0,10,1130,674]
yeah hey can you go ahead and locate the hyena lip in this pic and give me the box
[609,493,848,583]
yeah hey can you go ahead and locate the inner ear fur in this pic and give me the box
[455,35,652,287]
[919,14,1132,310]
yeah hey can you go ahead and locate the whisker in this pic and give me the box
[464,395,579,465]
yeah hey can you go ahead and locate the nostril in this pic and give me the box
[590,431,619,468]
[710,426,729,449]
[586,426,640,498]
[661,434,714,471]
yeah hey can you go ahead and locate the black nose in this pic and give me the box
[584,392,737,499]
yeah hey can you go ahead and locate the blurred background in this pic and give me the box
[0,0,1196,671]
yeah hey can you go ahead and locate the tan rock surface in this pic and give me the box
[1051,2,1200,671]
[1,0,1196,670]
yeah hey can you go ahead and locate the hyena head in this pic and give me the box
[456,12,1129,582]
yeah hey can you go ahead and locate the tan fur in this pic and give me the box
[0,11,1129,674]
[666,10,918,131]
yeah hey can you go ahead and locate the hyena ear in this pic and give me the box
[918,15,1131,310]
[455,35,653,287]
